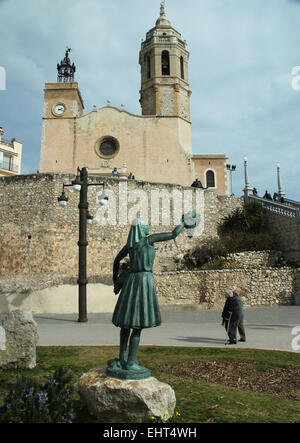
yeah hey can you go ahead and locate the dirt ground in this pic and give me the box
[163,361,300,401]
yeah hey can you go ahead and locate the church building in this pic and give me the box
[39,3,229,195]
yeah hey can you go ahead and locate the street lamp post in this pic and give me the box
[226,164,236,196]
[276,163,285,200]
[78,167,88,322]
[243,157,251,201]
[58,167,108,322]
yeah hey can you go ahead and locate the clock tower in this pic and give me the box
[40,48,84,173]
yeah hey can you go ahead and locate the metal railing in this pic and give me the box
[248,195,300,222]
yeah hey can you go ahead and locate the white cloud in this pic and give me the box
[0,0,299,199]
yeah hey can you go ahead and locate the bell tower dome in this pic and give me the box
[139,2,191,120]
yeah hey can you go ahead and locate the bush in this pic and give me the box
[219,200,266,235]
[244,200,266,233]
[183,232,276,269]
[183,200,277,270]
[183,237,226,269]
[219,208,247,235]
[222,232,275,253]
[0,367,74,423]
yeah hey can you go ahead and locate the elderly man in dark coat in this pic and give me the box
[221,290,238,344]
[233,289,246,342]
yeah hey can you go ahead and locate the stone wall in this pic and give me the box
[265,212,300,265]
[155,267,300,308]
[0,173,242,295]
[225,250,281,269]
[1,173,299,311]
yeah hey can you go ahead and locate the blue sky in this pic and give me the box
[0,0,299,199]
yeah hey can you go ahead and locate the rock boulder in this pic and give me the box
[0,309,38,369]
[74,366,176,422]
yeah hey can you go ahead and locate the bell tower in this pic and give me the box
[42,48,84,121]
[40,48,84,173]
[139,2,191,120]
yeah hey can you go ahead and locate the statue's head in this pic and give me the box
[127,218,149,248]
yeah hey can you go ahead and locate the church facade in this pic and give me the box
[39,4,229,194]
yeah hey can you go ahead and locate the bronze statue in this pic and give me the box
[106,212,199,379]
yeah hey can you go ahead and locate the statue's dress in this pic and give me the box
[112,236,160,329]
[112,227,184,330]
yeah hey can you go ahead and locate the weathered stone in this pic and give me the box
[0,309,38,369]
[155,267,297,308]
[0,174,241,296]
[0,174,298,312]
[74,366,176,423]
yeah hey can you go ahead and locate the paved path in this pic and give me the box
[34,306,300,352]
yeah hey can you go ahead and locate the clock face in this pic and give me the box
[53,103,66,116]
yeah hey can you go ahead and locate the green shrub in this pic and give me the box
[183,237,228,269]
[183,232,276,269]
[244,200,266,233]
[183,200,277,269]
[200,257,228,270]
[219,208,247,235]
[221,232,275,253]
[219,200,266,235]
[0,367,74,423]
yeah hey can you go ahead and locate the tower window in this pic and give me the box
[161,50,170,75]
[206,170,216,188]
[147,55,151,79]
[180,56,184,79]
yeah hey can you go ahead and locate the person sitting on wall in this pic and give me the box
[191,179,203,188]
[273,192,278,201]
[128,172,135,180]
[112,167,120,178]
[252,187,258,196]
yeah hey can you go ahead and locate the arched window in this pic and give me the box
[147,55,151,79]
[161,50,170,75]
[144,53,151,79]
[180,56,184,79]
[206,170,216,188]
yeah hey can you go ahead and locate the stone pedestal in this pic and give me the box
[74,366,176,422]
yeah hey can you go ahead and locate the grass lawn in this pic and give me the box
[0,345,299,423]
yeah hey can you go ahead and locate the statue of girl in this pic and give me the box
[107,213,198,377]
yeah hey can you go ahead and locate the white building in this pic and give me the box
[0,127,22,176]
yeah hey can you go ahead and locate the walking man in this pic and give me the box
[233,289,246,342]
[221,290,238,344]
